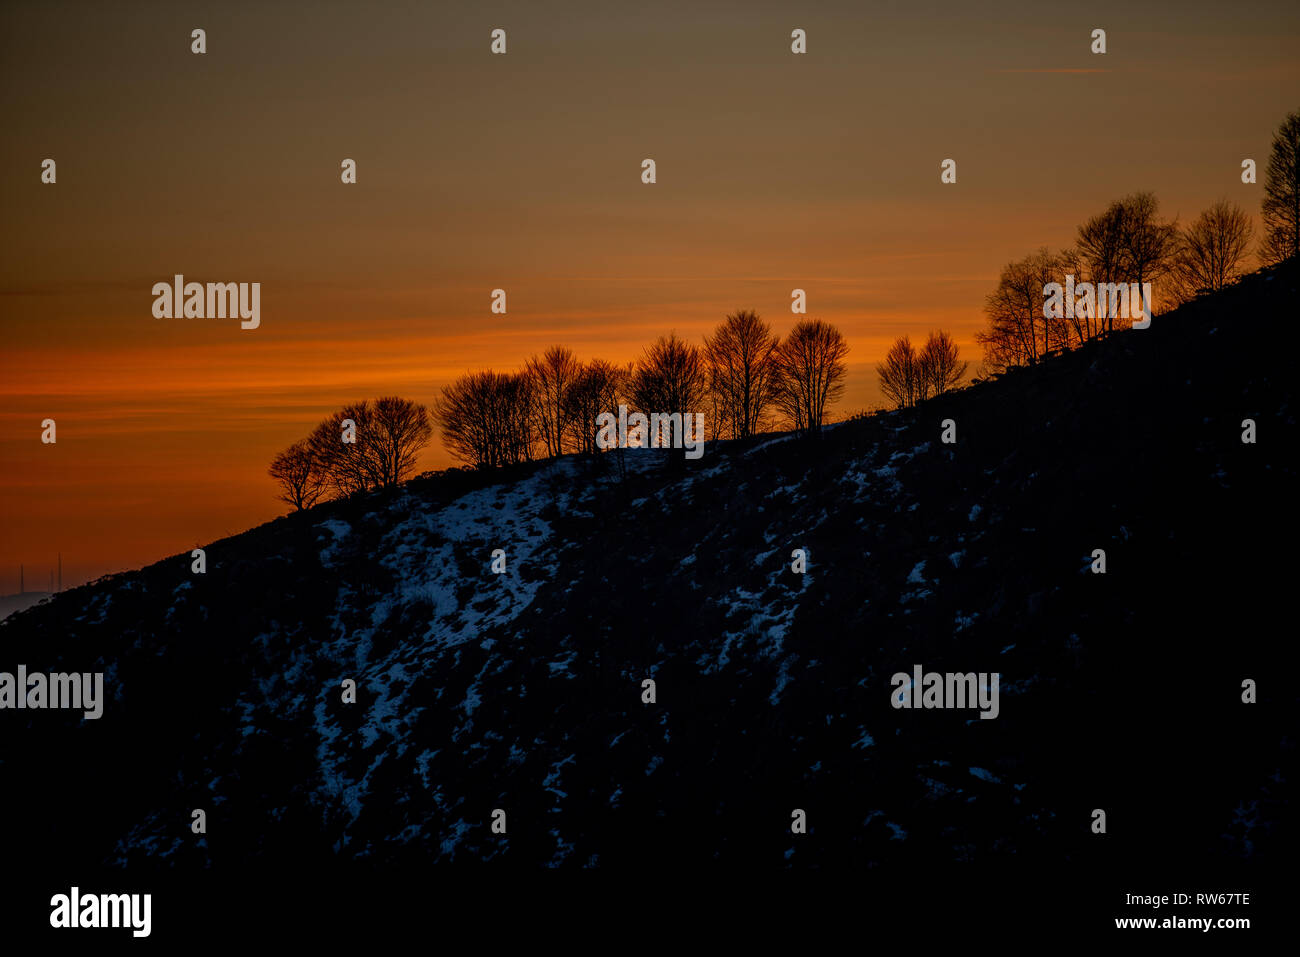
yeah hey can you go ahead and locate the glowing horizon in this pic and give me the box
[3,0,1297,591]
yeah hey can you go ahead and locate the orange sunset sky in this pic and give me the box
[3,0,1298,592]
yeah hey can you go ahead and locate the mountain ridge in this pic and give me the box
[3,260,1296,874]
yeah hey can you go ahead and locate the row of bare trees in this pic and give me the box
[268,397,433,510]
[976,193,1183,373]
[431,315,849,469]
[975,195,1253,374]
[876,330,968,410]
[976,109,1300,375]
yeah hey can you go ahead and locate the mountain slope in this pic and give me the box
[4,261,1297,876]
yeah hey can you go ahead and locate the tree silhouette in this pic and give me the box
[1171,200,1254,303]
[526,346,581,458]
[1076,207,1126,335]
[564,359,625,456]
[1073,194,1177,332]
[1115,192,1179,322]
[301,397,432,497]
[704,310,780,441]
[271,397,431,507]
[1261,110,1300,265]
[307,402,377,498]
[772,319,849,433]
[434,371,535,469]
[977,248,1058,372]
[917,330,968,399]
[630,333,708,450]
[877,335,919,410]
[879,331,965,409]
[268,440,326,511]
[368,396,434,487]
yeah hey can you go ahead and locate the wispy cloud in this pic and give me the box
[992,68,1112,74]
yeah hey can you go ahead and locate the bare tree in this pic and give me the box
[704,310,780,440]
[434,373,499,468]
[1171,200,1254,304]
[564,359,625,456]
[307,401,377,498]
[1054,246,1092,346]
[1076,206,1126,337]
[917,330,968,398]
[629,333,709,450]
[1116,191,1179,322]
[500,372,538,465]
[772,319,849,433]
[879,331,966,409]
[976,248,1058,372]
[877,335,919,410]
[526,345,582,458]
[434,371,536,469]
[1261,110,1300,265]
[299,397,431,497]
[1076,193,1178,331]
[268,439,326,511]
[368,396,433,487]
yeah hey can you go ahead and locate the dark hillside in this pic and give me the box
[3,261,1296,884]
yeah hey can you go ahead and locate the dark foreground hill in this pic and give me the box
[3,263,1297,890]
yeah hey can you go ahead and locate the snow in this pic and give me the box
[301,461,587,831]
[543,754,576,802]
[316,519,352,567]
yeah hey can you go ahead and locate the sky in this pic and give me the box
[2,0,1298,592]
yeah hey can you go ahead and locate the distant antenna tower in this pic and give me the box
[58,553,62,593]
[19,564,23,595]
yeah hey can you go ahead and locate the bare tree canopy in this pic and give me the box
[1054,246,1092,347]
[1171,200,1254,303]
[773,319,849,433]
[271,396,431,508]
[878,331,966,409]
[630,333,709,447]
[1261,109,1300,265]
[1115,192,1179,317]
[307,402,379,498]
[268,440,326,511]
[564,359,626,456]
[917,330,968,399]
[1075,193,1178,331]
[979,193,1181,375]
[976,248,1059,373]
[704,310,780,441]
[368,396,435,487]
[434,370,536,469]
[526,345,582,458]
[877,335,919,410]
